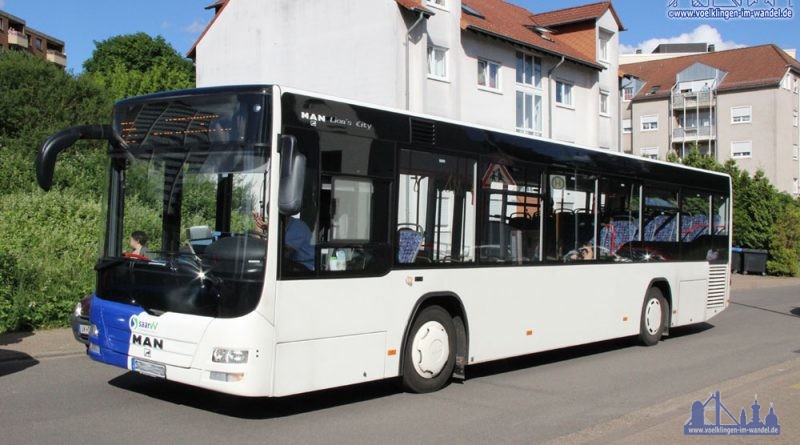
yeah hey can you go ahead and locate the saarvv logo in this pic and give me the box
[129,315,159,332]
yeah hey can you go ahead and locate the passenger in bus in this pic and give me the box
[567,242,594,261]
[253,212,315,271]
[128,231,151,258]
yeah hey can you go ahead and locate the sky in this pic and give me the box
[1,0,798,74]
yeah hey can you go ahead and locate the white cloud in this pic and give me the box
[621,25,745,54]
[183,20,206,34]
[160,21,171,30]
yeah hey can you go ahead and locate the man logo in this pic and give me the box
[131,334,164,350]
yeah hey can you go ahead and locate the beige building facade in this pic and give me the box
[621,45,800,195]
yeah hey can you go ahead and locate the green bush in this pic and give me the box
[0,252,23,332]
[0,191,101,332]
[767,204,800,276]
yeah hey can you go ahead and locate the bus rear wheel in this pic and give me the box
[639,287,668,346]
[402,305,456,393]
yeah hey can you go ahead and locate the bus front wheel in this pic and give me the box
[639,287,668,346]
[402,305,456,393]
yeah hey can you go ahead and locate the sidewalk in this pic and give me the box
[0,328,84,362]
[0,274,797,362]
[545,357,800,444]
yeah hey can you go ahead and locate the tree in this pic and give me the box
[0,51,110,140]
[82,33,195,101]
[83,32,194,75]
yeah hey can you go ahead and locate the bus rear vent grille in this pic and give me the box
[410,118,436,145]
[707,264,727,309]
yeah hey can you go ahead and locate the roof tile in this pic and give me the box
[621,45,800,100]
[533,1,624,30]
[460,0,604,69]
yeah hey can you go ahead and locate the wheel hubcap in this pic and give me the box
[645,299,663,335]
[411,320,449,379]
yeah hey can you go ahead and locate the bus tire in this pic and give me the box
[639,287,667,346]
[402,305,456,393]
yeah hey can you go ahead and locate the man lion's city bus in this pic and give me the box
[36,85,731,397]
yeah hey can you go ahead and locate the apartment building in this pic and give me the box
[0,10,67,68]
[189,0,624,150]
[620,45,800,195]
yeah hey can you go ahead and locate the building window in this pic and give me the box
[427,45,448,80]
[731,141,752,159]
[0,18,4,32]
[598,30,612,63]
[516,91,543,136]
[516,52,541,88]
[622,119,632,133]
[427,0,447,8]
[622,86,634,101]
[35,38,42,50]
[641,147,658,160]
[793,110,798,127]
[731,106,752,124]
[794,178,799,195]
[599,91,610,116]
[555,80,573,107]
[640,115,658,131]
[794,144,799,161]
[478,59,500,90]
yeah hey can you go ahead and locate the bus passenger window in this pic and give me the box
[711,195,730,262]
[478,161,543,264]
[680,190,711,261]
[397,149,476,265]
[639,187,679,261]
[544,173,597,262]
[598,179,639,261]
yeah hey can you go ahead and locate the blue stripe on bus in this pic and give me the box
[87,294,144,370]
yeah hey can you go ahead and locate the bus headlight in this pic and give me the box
[212,348,249,364]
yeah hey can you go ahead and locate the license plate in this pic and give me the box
[79,324,90,335]
[132,359,166,379]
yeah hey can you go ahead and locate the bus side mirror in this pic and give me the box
[36,125,114,191]
[278,135,306,215]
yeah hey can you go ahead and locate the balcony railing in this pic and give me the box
[672,91,715,108]
[46,50,67,67]
[672,126,714,140]
[7,29,28,48]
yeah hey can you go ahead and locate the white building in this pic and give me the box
[190,0,624,150]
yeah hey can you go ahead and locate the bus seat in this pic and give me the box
[397,228,424,264]
[187,225,214,254]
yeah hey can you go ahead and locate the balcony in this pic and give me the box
[7,29,28,48]
[672,91,715,108]
[46,50,67,67]
[672,126,714,141]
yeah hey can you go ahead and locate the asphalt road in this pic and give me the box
[1,285,798,445]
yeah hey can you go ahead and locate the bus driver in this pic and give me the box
[253,212,315,271]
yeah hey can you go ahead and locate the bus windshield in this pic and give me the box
[96,90,272,318]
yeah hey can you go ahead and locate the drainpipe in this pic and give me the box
[406,11,426,110]
[547,56,566,139]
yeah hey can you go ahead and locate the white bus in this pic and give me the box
[37,85,731,396]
